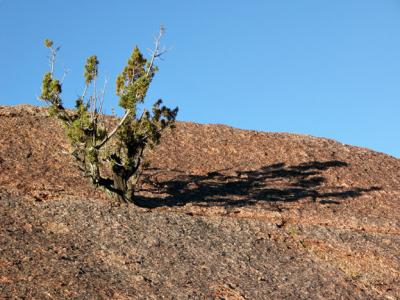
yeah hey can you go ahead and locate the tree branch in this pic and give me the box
[95,109,131,149]
[60,68,69,85]
[98,76,108,116]
[146,25,166,76]
[49,46,60,77]
[82,84,89,101]
[94,26,166,152]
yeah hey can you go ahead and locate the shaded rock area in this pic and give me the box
[0,105,399,299]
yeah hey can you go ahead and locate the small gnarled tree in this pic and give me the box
[40,27,178,203]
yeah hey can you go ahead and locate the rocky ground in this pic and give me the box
[0,105,399,299]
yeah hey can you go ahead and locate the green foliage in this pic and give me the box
[116,46,150,110]
[40,72,62,104]
[44,39,53,48]
[40,30,177,203]
[84,55,99,85]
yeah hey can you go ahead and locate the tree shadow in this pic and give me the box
[134,160,380,209]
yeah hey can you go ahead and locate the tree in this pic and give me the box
[40,27,178,203]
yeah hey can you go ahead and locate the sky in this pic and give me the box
[0,1,399,158]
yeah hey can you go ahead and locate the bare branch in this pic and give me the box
[98,76,108,116]
[146,25,166,76]
[92,74,97,121]
[60,68,69,84]
[49,46,59,77]
[95,109,131,149]
[82,84,89,101]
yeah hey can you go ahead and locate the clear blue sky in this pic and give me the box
[1,1,399,157]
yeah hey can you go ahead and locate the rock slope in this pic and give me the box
[0,105,399,299]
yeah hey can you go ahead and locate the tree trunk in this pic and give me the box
[112,164,128,203]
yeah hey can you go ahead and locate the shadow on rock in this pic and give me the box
[135,160,380,208]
